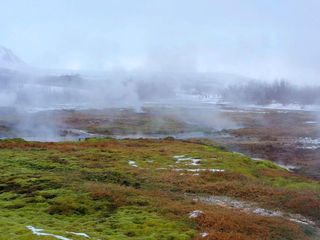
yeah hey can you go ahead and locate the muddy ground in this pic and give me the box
[220,108,320,179]
[0,105,319,179]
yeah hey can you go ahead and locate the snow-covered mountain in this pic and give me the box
[0,46,25,70]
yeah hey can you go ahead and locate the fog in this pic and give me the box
[2,1,320,84]
[221,80,320,106]
[1,1,320,140]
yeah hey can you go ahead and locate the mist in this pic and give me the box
[221,80,320,106]
[1,1,320,140]
[1,3,320,239]
[2,1,320,85]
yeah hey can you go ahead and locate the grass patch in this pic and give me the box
[0,138,318,239]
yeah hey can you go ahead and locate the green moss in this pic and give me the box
[100,207,195,239]
[0,138,318,239]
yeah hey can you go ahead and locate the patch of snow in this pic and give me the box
[252,208,282,217]
[173,155,201,166]
[297,137,320,150]
[304,121,319,125]
[173,155,186,159]
[173,168,224,173]
[192,195,316,226]
[200,232,209,237]
[157,167,224,173]
[288,217,314,225]
[232,151,245,156]
[26,226,71,240]
[221,109,268,114]
[128,160,138,167]
[276,163,299,171]
[67,231,90,238]
[189,210,203,218]
[247,103,320,112]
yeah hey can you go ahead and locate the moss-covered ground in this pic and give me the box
[0,138,319,239]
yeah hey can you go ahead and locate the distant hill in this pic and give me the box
[0,46,25,70]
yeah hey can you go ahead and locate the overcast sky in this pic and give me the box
[1,0,320,84]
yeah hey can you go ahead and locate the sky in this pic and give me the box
[1,0,320,84]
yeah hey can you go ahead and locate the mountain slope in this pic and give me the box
[0,46,25,70]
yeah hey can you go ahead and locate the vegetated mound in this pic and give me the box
[0,138,319,239]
